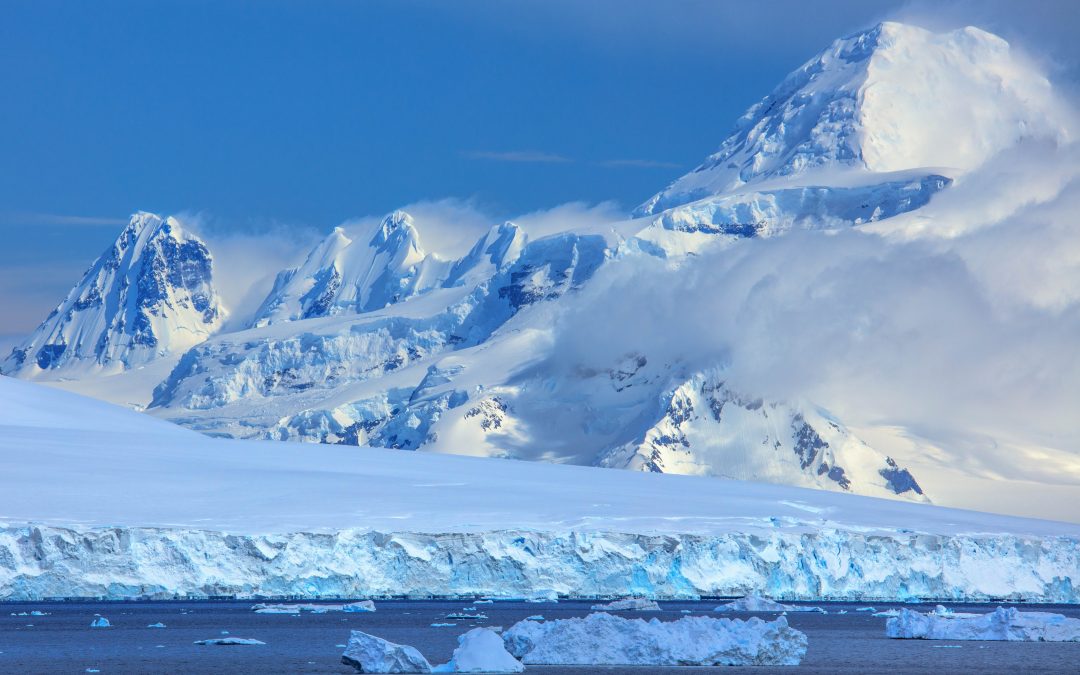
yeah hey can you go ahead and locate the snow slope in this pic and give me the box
[1,377,1078,602]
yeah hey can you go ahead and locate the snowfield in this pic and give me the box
[0,376,1078,602]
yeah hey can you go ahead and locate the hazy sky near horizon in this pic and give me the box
[1,0,1079,337]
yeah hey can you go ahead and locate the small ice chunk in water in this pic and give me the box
[590,598,660,611]
[147,622,167,628]
[715,595,823,613]
[90,617,111,628]
[194,638,266,646]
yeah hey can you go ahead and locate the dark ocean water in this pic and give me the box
[1,600,1078,673]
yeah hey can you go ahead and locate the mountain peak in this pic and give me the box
[373,210,416,247]
[2,212,225,376]
[637,22,1068,215]
[251,210,439,326]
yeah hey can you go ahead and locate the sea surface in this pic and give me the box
[1,599,1078,673]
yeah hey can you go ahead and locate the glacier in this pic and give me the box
[0,376,1077,602]
[4,524,1077,602]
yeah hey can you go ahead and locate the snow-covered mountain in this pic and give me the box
[1,212,225,377]
[637,21,1068,216]
[252,211,453,326]
[8,21,1070,509]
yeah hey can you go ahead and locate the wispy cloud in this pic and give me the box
[465,151,681,170]
[465,150,572,163]
[0,211,128,227]
[597,158,681,169]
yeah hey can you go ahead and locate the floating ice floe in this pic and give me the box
[433,628,525,673]
[857,607,877,612]
[147,622,167,628]
[432,623,458,627]
[525,591,559,603]
[591,598,661,612]
[341,629,433,673]
[886,607,1080,642]
[194,637,265,646]
[474,600,493,605]
[447,613,488,620]
[252,600,376,614]
[89,616,111,628]
[928,605,979,619]
[715,595,824,613]
[30,611,47,616]
[502,612,806,666]
[525,615,544,621]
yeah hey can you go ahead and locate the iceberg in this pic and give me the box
[590,598,661,611]
[433,628,525,673]
[502,612,806,666]
[147,622,167,628]
[715,595,824,613]
[524,590,559,603]
[89,616,110,628]
[886,607,1080,642]
[194,638,266,646]
[253,600,376,614]
[341,629,433,673]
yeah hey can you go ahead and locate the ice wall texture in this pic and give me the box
[2,525,1076,602]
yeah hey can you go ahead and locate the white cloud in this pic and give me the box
[0,212,127,227]
[465,150,572,163]
[597,159,682,169]
[547,139,1080,486]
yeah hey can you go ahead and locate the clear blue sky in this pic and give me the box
[1,0,1077,336]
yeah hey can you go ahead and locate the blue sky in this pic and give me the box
[2,0,1078,336]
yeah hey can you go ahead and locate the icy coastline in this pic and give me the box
[1,525,1077,602]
